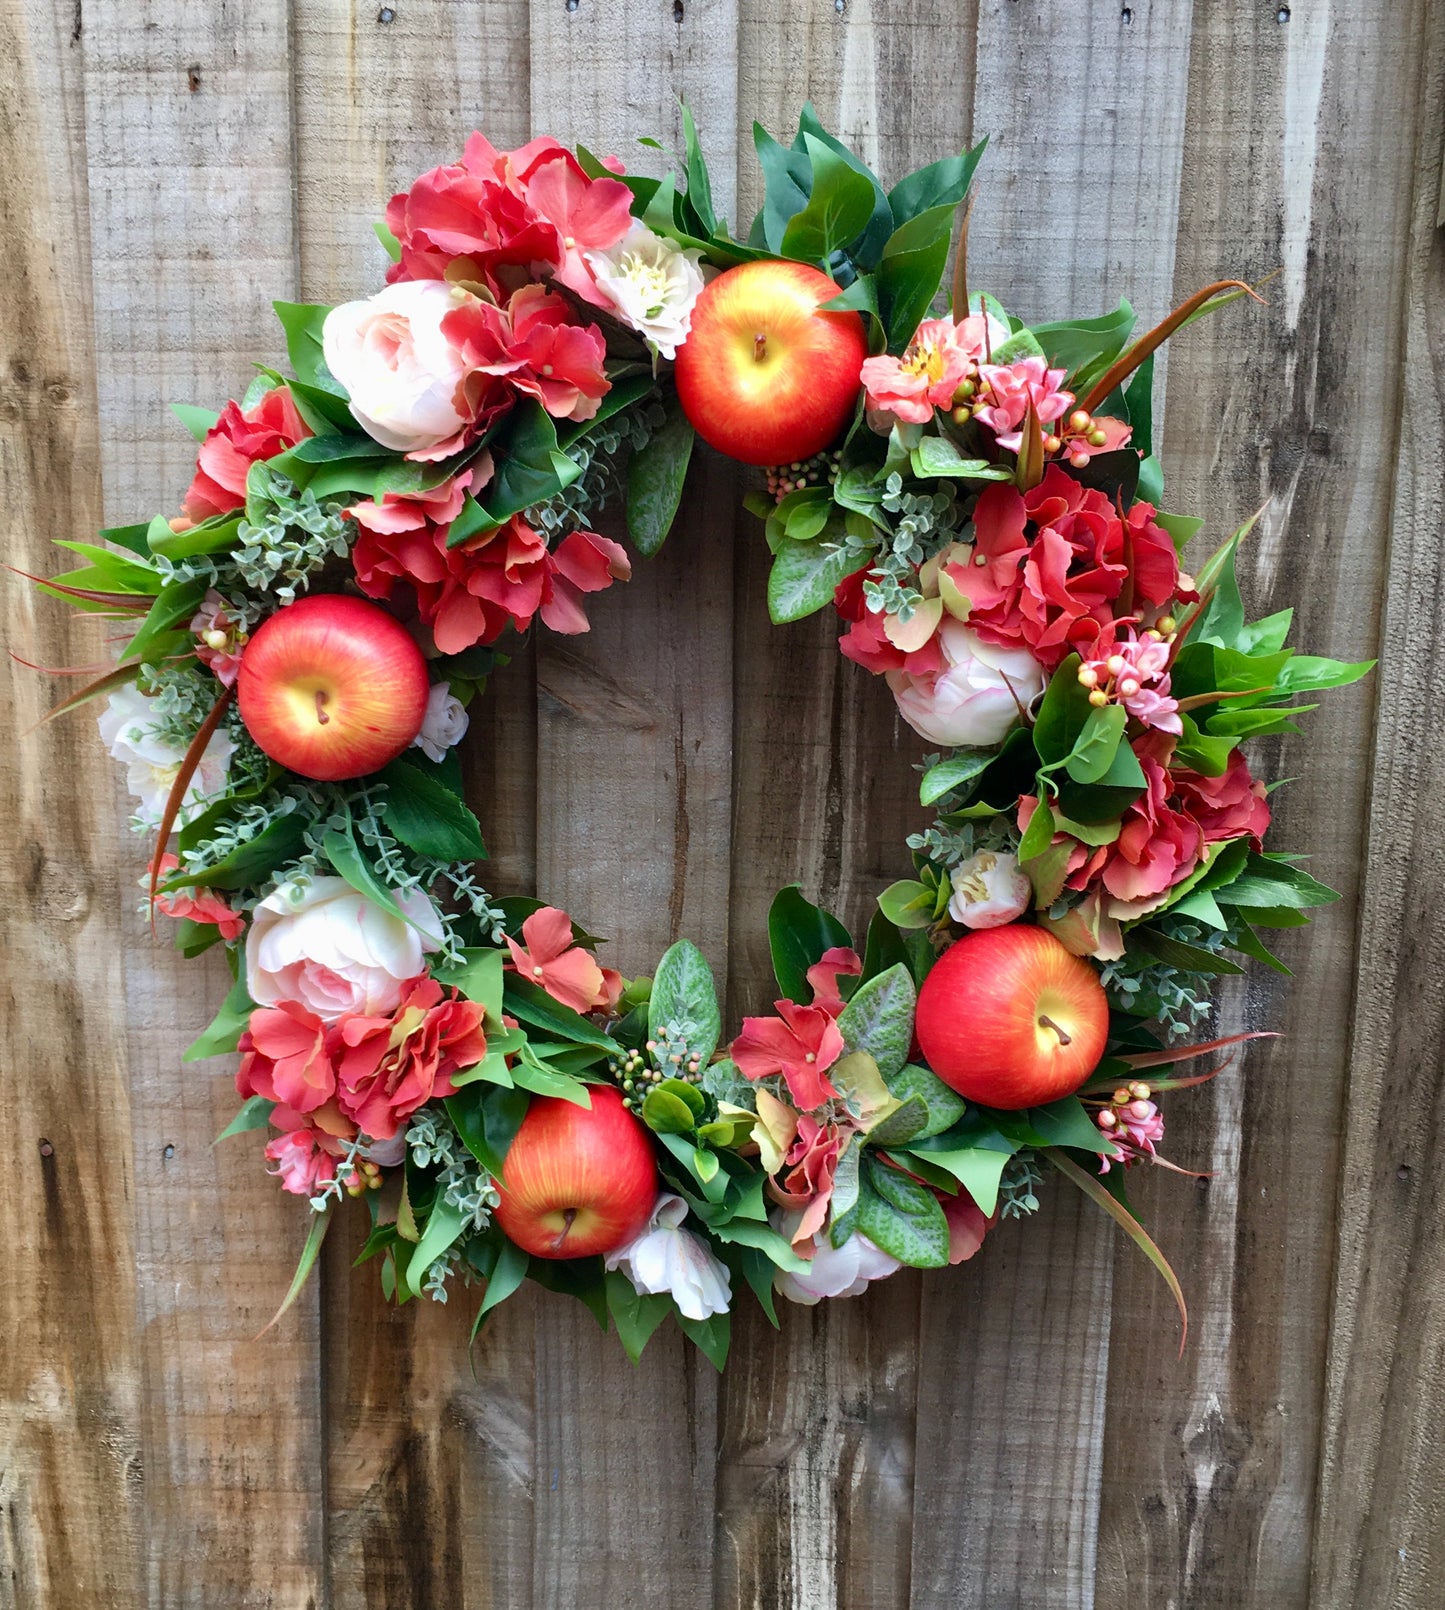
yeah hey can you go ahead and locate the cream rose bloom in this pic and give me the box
[773,1212,902,1306]
[98,684,233,829]
[886,619,1046,748]
[585,223,705,360]
[412,682,469,763]
[322,280,472,455]
[604,1192,731,1321]
[246,876,443,1021]
[948,848,1032,930]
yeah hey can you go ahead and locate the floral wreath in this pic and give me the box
[27,107,1371,1365]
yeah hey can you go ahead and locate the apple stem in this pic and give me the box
[550,1207,577,1255]
[314,689,330,726]
[753,332,767,361]
[1039,1014,1073,1047]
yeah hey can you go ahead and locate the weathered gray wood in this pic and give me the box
[1311,9,1445,1606]
[1095,5,1423,1606]
[77,3,326,1604]
[0,3,143,1604]
[525,3,736,1604]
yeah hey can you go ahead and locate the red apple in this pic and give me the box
[673,260,868,466]
[236,593,430,782]
[915,926,1109,1110]
[493,1086,658,1260]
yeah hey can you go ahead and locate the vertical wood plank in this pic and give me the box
[905,6,1198,1606]
[719,7,971,1607]
[526,3,736,1604]
[1094,5,1421,1606]
[77,4,326,1603]
[0,3,143,1604]
[286,7,542,1604]
[1311,9,1445,1606]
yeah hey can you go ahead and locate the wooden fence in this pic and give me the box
[3,0,1443,1605]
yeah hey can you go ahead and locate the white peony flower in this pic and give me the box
[97,684,233,829]
[886,619,1046,748]
[322,280,473,456]
[246,875,443,1022]
[585,223,706,360]
[604,1191,731,1321]
[948,848,1032,930]
[772,1211,902,1306]
[412,682,470,764]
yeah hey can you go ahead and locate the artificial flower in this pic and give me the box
[322,280,489,456]
[443,283,609,424]
[604,1191,732,1321]
[334,977,488,1139]
[264,1123,349,1198]
[1172,747,1271,844]
[189,589,248,687]
[772,1212,902,1305]
[805,946,863,1017]
[245,875,443,1022]
[504,905,616,1014]
[538,529,632,633]
[236,1000,336,1115]
[886,619,1046,747]
[860,313,1001,425]
[522,154,636,307]
[1078,627,1181,735]
[771,1115,850,1245]
[180,385,310,525]
[412,681,470,763]
[732,999,845,1110]
[586,222,706,359]
[972,356,1073,451]
[151,853,245,940]
[939,1192,993,1263]
[1097,1095,1166,1174]
[97,685,234,829]
[947,848,1032,929]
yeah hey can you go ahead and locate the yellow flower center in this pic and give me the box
[901,336,946,383]
[616,251,673,319]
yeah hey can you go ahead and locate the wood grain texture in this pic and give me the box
[5,1,1445,1606]
[77,3,326,1605]
[1096,5,1422,1607]
[1312,8,1445,1606]
[0,3,143,1604]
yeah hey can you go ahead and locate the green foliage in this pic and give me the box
[836,964,916,1079]
[648,940,722,1064]
[767,885,853,1001]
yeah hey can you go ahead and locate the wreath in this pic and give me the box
[28,108,1371,1366]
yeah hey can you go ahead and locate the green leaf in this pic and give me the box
[767,536,866,623]
[1063,703,1127,785]
[170,402,219,442]
[752,122,813,253]
[214,1095,275,1144]
[183,975,255,1062]
[1024,1095,1112,1151]
[626,404,694,557]
[321,826,414,927]
[121,577,208,662]
[1216,853,1338,909]
[403,1197,467,1299]
[885,1062,967,1139]
[888,141,985,228]
[432,947,505,1017]
[836,963,916,1080]
[710,1216,808,1270]
[866,1094,929,1148]
[920,750,993,806]
[448,1085,529,1177]
[876,202,957,352]
[1274,654,1374,694]
[779,135,877,263]
[680,102,717,236]
[462,401,582,535]
[877,877,935,930]
[910,434,1013,481]
[767,884,853,1002]
[472,1238,529,1338]
[1032,653,1092,764]
[641,1087,698,1134]
[648,939,721,1064]
[503,975,621,1052]
[374,219,402,262]
[605,1270,675,1363]
[273,301,343,395]
[257,1205,332,1335]
[856,1154,949,1268]
[511,1052,591,1106]
[376,757,486,861]
[678,1309,731,1372]
[1031,300,1135,389]
[905,1143,1011,1216]
[1131,928,1244,975]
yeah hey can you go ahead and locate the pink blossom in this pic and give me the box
[236,1001,337,1116]
[522,156,636,307]
[947,849,1032,930]
[972,357,1073,451]
[805,946,863,1018]
[1097,1097,1165,1173]
[732,1000,846,1111]
[1079,627,1181,735]
[265,1126,345,1197]
[1172,747,1271,845]
[770,1115,849,1244]
[860,315,994,425]
[539,529,631,633]
[188,590,248,688]
[939,1191,994,1262]
[504,905,612,1015]
[152,853,245,941]
[1056,412,1133,468]
[180,386,311,525]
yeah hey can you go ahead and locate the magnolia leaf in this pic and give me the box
[648,939,721,1064]
[836,964,916,1079]
[626,405,694,557]
[907,1143,1010,1216]
[856,1155,949,1268]
[865,1093,929,1148]
[886,1062,967,1138]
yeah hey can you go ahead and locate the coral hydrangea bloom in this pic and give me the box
[152,853,245,940]
[771,1115,849,1244]
[732,1000,845,1111]
[503,906,614,1015]
[181,386,310,524]
[522,157,637,308]
[334,978,488,1140]
[236,1001,337,1117]
[1173,748,1271,844]
[861,315,995,425]
[972,357,1073,451]
[805,946,863,1018]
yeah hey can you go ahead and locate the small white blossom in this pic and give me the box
[948,848,1032,930]
[412,682,469,763]
[772,1211,901,1305]
[97,684,233,829]
[586,223,706,360]
[604,1191,731,1321]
